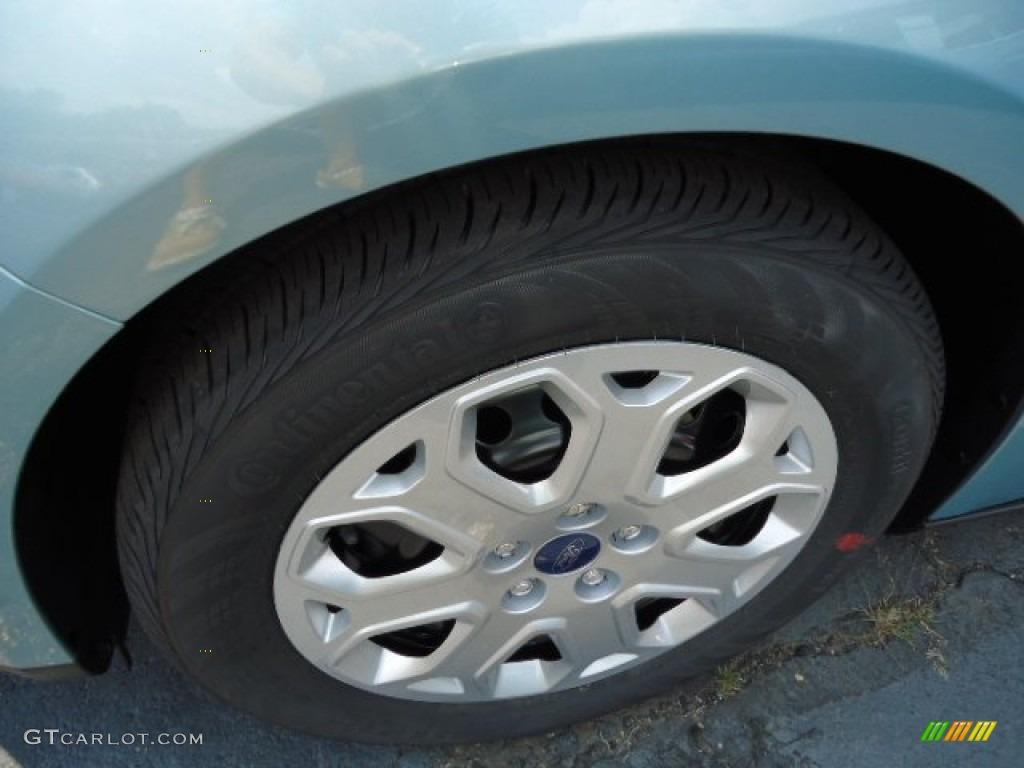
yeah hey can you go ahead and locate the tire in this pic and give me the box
[116,141,944,744]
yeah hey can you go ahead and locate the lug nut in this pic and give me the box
[580,568,605,587]
[567,502,595,517]
[493,542,518,559]
[616,525,643,541]
[509,579,535,597]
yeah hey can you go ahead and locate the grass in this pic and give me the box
[858,579,949,677]
[860,592,936,644]
[714,662,747,700]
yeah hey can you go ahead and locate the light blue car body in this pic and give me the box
[1,0,1022,671]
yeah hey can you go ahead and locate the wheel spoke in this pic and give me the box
[569,382,690,505]
[663,506,816,615]
[390,455,520,551]
[563,352,800,508]
[655,383,831,547]
[661,454,818,543]
[318,582,487,669]
[293,415,514,560]
[431,612,557,697]
[552,602,652,684]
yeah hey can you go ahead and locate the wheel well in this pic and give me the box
[797,138,1024,530]
[14,133,1024,670]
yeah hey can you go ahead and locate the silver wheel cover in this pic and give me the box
[273,342,838,702]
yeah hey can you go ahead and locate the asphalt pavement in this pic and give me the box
[1,510,1021,767]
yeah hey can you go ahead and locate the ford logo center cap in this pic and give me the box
[534,533,601,576]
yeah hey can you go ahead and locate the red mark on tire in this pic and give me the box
[836,533,872,552]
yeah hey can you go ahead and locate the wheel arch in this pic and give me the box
[20,33,1024,320]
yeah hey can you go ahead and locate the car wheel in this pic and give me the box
[116,142,943,744]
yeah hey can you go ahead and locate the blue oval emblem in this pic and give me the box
[534,533,601,576]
